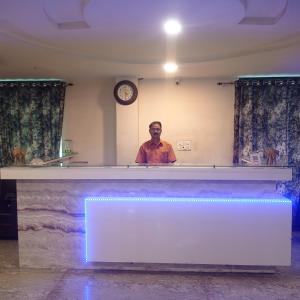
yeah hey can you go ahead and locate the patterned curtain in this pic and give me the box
[233,77,300,225]
[0,80,66,166]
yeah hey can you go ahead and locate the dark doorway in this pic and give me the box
[0,180,18,239]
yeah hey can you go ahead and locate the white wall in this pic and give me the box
[62,79,116,165]
[138,79,235,165]
[62,78,235,165]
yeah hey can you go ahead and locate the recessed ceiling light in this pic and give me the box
[163,63,178,73]
[163,19,182,35]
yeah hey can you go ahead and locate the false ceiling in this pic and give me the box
[0,0,299,80]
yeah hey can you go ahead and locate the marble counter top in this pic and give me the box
[0,166,292,181]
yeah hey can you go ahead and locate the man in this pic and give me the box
[135,121,176,164]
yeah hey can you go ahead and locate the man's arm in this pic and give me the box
[168,145,176,163]
[135,145,146,163]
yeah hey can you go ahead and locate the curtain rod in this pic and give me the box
[0,81,74,87]
[236,78,300,86]
[217,81,234,86]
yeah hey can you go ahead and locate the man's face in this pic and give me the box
[149,123,162,139]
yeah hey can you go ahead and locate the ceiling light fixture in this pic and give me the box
[163,63,178,73]
[163,19,182,35]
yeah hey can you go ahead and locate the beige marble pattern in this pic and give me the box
[16,179,284,269]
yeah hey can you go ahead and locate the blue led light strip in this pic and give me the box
[85,197,290,204]
[84,196,291,262]
[84,200,89,263]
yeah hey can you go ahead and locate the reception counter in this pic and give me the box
[0,165,292,180]
[0,166,293,271]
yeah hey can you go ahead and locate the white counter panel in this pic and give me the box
[86,197,292,266]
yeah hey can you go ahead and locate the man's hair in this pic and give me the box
[149,121,162,129]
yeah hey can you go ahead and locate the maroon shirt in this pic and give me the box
[135,140,176,164]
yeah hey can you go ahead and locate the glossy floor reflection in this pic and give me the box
[0,232,299,300]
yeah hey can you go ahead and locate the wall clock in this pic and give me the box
[113,80,138,105]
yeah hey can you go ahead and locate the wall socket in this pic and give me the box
[177,140,192,151]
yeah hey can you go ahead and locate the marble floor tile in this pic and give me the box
[205,273,300,300]
[0,269,63,300]
[0,240,19,268]
[0,232,300,300]
[46,270,210,300]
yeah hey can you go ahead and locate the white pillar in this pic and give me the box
[115,77,139,165]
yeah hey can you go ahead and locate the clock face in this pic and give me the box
[113,80,138,105]
[117,84,134,101]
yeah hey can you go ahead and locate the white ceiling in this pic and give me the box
[0,0,300,81]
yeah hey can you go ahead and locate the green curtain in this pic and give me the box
[233,77,300,225]
[0,81,66,166]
